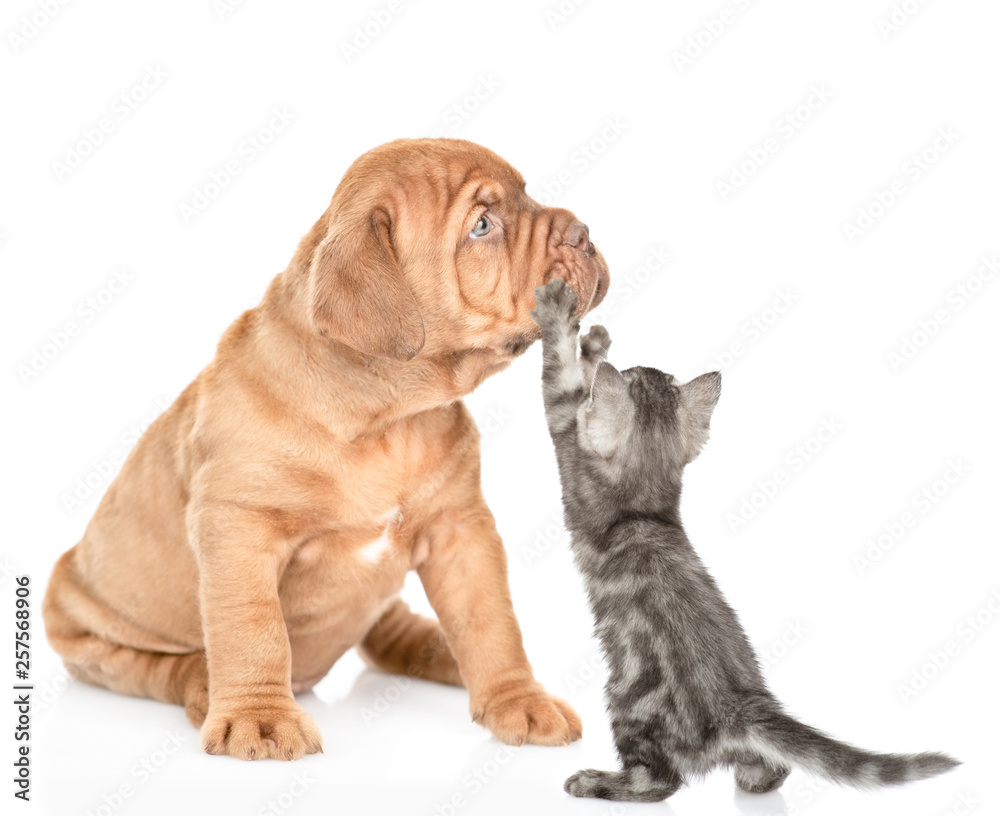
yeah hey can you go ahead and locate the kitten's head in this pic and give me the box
[579,362,721,478]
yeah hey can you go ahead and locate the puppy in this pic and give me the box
[43,138,610,760]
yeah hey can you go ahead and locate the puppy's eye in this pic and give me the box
[470,214,493,238]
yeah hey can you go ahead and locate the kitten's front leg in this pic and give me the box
[579,325,611,385]
[531,278,585,434]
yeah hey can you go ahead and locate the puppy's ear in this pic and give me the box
[309,208,425,361]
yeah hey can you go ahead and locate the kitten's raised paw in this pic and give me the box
[531,278,579,332]
[564,767,679,803]
[580,325,611,359]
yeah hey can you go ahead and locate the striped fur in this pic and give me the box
[530,279,959,802]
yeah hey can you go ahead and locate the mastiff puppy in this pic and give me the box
[44,138,610,760]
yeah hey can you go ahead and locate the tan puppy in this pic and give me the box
[43,138,610,761]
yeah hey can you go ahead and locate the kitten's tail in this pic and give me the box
[749,708,959,788]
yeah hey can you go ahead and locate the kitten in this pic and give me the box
[530,278,958,802]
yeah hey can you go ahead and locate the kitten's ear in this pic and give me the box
[581,362,634,458]
[680,371,721,461]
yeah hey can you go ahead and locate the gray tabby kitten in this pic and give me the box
[530,278,958,803]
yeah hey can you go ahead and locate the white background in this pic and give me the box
[3,1,998,814]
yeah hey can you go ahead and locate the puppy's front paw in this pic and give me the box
[531,278,580,333]
[201,696,323,760]
[580,325,611,360]
[472,679,582,746]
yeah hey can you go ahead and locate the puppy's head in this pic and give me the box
[305,139,610,364]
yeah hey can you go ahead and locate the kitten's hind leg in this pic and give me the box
[565,764,682,803]
[734,756,791,794]
[579,325,611,385]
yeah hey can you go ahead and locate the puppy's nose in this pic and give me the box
[563,221,592,255]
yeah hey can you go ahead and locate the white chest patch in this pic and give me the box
[357,531,392,564]
[357,507,402,564]
[378,505,402,524]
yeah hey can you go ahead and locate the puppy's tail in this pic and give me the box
[748,708,959,789]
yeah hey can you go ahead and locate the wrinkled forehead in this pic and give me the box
[354,140,529,220]
[436,146,526,198]
[397,140,524,184]
[422,161,527,223]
